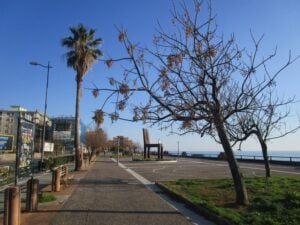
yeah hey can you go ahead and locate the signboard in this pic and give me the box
[15,118,35,183]
[44,142,54,152]
[53,131,73,141]
[0,134,13,151]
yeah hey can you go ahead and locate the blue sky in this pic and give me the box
[1,0,300,152]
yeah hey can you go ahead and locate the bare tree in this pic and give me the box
[92,1,295,205]
[107,136,138,155]
[226,89,300,177]
[85,128,108,158]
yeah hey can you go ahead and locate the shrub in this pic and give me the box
[43,155,74,170]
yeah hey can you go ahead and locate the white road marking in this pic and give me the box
[152,166,166,173]
[112,158,215,225]
[126,158,300,175]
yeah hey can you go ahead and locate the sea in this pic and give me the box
[167,150,300,162]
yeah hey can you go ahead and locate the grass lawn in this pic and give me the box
[160,176,300,225]
[39,192,56,203]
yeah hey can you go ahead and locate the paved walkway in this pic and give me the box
[47,157,194,225]
[2,156,297,225]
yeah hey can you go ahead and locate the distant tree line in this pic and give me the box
[85,128,141,157]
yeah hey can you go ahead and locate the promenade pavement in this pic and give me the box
[43,157,195,225]
[2,156,298,225]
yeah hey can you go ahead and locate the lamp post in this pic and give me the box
[177,141,180,161]
[117,136,120,166]
[29,61,52,167]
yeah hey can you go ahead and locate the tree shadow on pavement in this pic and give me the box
[25,209,180,215]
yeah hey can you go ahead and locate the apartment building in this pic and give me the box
[0,105,51,151]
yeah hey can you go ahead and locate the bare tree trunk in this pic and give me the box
[74,77,82,171]
[216,123,249,205]
[89,148,96,162]
[258,136,271,177]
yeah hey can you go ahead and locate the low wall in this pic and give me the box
[0,153,42,162]
[0,153,15,161]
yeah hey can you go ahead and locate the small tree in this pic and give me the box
[93,1,295,205]
[226,90,300,177]
[107,136,137,155]
[85,128,108,157]
[62,24,102,171]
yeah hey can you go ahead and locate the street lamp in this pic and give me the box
[117,136,120,166]
[29,61,52,167]
[177,141,180,161]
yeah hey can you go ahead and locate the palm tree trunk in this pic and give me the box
[74,77,83,171]
[216,122,249,205]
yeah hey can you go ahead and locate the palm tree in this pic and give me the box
[62,24,102,171]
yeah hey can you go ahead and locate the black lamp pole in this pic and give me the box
[30,61,52,166]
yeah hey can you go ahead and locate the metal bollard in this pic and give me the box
[4,186,20,225]
[26,178,39,211]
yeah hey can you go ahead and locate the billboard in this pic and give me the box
[0,134,14,151]
[16,118,35,182]
[53,131,73,141]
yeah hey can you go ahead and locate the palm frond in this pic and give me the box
[62,24,103,74]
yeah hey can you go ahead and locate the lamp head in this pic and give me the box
[29,61,39,66]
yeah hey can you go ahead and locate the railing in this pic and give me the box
[190,153,218,159]
[0,154,75,188]
[168,152,300,164]
[235,155,300,162]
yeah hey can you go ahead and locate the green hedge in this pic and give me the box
[43,155,74,170]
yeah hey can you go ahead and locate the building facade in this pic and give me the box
[52,116,76,153]
[0,105,51,151]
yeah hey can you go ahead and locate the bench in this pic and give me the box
[143,128,164,160]
[51,165,69,192]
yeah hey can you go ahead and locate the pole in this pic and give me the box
[4,186,20,225]
[177,141,180,161]
[158,139,160,159]
[41,62,50,165]
[38,129,42,153]
[117,137,120,166]
[26,178,39,211]
[15,117,21,186]
[30,61,52,169]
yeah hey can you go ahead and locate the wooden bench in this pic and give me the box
[51,165,69,192]
[143,128,164,160]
